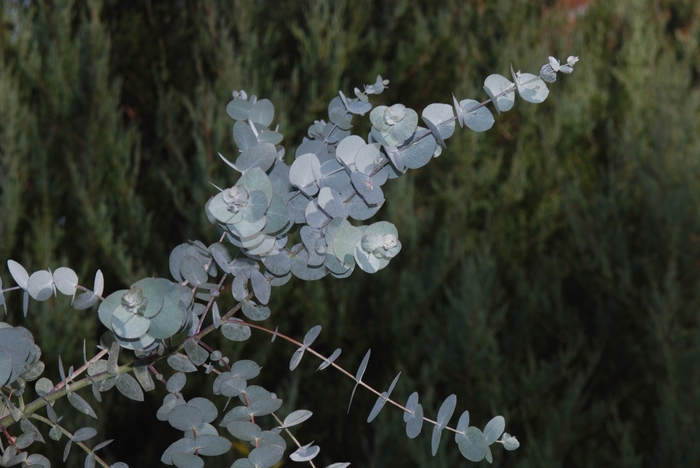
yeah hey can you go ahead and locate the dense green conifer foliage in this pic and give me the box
[1,0,699,467]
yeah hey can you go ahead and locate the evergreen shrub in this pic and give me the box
[0,37,579,467]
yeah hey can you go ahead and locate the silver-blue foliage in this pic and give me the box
[0,55,578,467]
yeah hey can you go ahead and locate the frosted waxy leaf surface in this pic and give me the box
[511,66,549,104]
[27,270,54,301]
[484,415,506,445]
[421,103,455,148]
[483,74,515,114]
[7,260,29,289]
[457,98,494,132]
[53,267,79,296]
[282,410,313,428]
[456,426,487,462]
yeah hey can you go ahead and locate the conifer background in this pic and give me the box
[1,0,699,466]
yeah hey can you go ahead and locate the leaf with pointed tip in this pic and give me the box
[455,410,470,442]
[303,325,322,346]
[290,442,320,462]
[367,372,400,423]
[317,348,341,371]
[250,270,271,305]
[431,424,444,456]
[404,392,418,422]
[436,394,457,428]
[212,302,222,329]
[282,410,313,428]
[73,291,98,310]
[14,432,36,450]
[347,349,371,413]
[289,347,305,371]
[93,439,114,452]
[26,454,51,468]
[63,440,72,462]
[116,373,144,401]
[67,392,98,419]
[72,427,97,442]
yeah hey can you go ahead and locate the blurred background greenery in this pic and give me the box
[1,0,699,466]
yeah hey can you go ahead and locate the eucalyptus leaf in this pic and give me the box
[167,372,187,393]
[7,260,29,289]
[248,445,284,468]
[483,415,506,445]
[72,427,97,442]
[241,300,271,321]
[290,442,320,462]
[317,348,341,371]
[227,421,262,441]
[168,405,204,431]
[405,403,424,439]
[347,349,371,413]
[167,354,198,373]
[282,409,313,428]
[67,392,98,418]
[115,373,144,401]
[172,453,203,468]
[161,438,196,465]
[53,267,79,296]
[193,434,231,456]
[456,427,487,462]
[303,325,322,346]
[184,340,209,366]
[221,322,252,341]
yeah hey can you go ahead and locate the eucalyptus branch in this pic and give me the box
[0,54,578,467]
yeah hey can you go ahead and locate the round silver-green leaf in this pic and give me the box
[27,270,54,301]
[457,427,487,462]
[221,322,251,342]
[53,267,79,296]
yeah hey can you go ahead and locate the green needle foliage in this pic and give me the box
[2,0,700,467]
